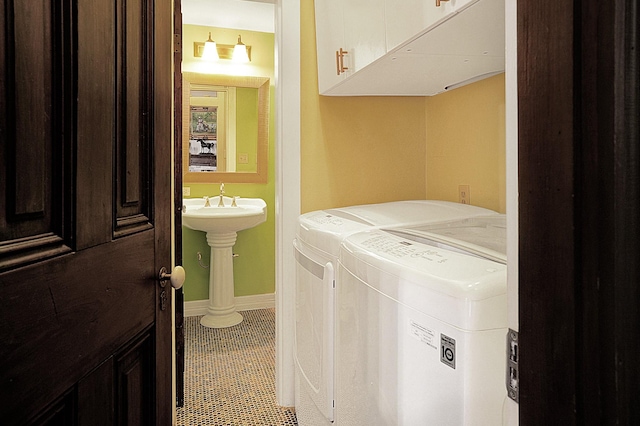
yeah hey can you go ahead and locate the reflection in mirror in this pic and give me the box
[182,73,269,183]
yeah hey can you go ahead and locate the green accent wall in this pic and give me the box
[236,87,259,173]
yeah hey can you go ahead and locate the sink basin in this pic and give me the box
[182,196,267,234]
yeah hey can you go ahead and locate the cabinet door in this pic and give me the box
[343,0,386,73]
[315,0,346,93]
[385,0,476,51]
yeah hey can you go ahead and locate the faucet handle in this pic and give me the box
[220,182,225,195]
[231,196,238,207]
[203,196,211,207]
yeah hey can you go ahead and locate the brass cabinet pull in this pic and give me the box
[336,48,349,75]
[436,0,449,6]
[340,48,349,73]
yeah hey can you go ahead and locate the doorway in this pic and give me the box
[174,0,301,412]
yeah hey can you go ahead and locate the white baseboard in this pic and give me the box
[183,293,275,317]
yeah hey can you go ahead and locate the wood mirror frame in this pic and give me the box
[182,72,269,184]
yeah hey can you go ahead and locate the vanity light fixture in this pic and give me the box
[202,32,219,61]
[194,34,252,62]
[232,35,250,63]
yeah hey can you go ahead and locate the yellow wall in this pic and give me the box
[300,1,428,213]
[301,2,505,214]
[425,74,506,212]
[181,26,275,301]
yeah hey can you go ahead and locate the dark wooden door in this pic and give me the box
[518,0,640,424]
[0,0,173,424]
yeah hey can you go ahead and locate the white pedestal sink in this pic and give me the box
[182,196,267,328]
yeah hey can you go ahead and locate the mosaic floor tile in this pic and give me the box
[176,308,298,426]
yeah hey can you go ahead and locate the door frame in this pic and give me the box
[274,0,301,407]
[517,0,640,423]
[276,0,640,420]
[205,0,640,418]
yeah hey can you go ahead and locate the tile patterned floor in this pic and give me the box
[176,309,298,426]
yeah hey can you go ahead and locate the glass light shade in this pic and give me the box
[202,32,219,61]
[232,35,250,63]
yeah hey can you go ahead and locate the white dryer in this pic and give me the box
[335,215,507,425]
[293,202,500,426]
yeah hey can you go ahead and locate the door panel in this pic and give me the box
[0,0,173,424]
[78,359,115,426]
[76,0,116,249]
[9,0,50,218]
[0,0,71,270]
[116,331,154,426]
[0,232,157,422]
[115,0,154,237]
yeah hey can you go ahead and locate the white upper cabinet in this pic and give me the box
[343,0,386,73]
[314,0,346,93]
[315,0,504,96]
[385,0,474,51]
[315,0,386,93]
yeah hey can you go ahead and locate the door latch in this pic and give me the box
[506,329,519,403]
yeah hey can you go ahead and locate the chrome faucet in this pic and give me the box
[218,183,225,207]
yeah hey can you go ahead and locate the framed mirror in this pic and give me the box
[182,72,269,183]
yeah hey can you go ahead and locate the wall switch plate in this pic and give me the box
[183,187,191,196]
[238,153,249,164]
[458,185,470,204]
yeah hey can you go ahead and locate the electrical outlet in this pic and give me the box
[458,185,470,204]
[183,186,191,196]
[238,153,249,164]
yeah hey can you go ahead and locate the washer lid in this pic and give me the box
[298,201,499,256]
[324,200,497,227]
[386,215,506,264]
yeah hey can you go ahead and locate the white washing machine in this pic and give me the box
[335,215,507,425]
[293,202,500,426]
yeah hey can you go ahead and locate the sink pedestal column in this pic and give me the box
[200,232,243,328]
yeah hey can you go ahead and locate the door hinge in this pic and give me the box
[506,329,519,403]
[174,33,182,54]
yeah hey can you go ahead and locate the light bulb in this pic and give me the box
[232,35,250,63]
[202,32,219,61]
